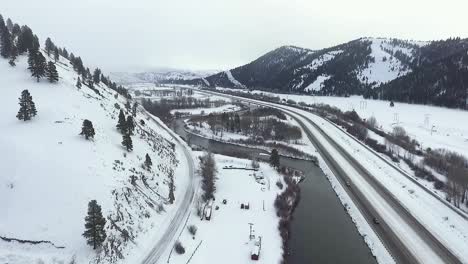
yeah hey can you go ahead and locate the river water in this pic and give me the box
[172,118,376,264]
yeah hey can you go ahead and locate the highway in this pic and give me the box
[140,108,197,264]
[196,88,463,264]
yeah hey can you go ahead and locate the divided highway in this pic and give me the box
[196,88,463,264]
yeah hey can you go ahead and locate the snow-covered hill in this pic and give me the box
[110,68,219,85]
[0,52,190,264]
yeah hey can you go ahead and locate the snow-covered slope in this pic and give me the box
[0,53,189,264]
[357,38,426,87]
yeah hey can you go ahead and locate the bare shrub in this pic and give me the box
[188,225,197,236]
[174,241,185,254]
[366,116,378,128]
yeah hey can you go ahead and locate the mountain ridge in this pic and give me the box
[185,37,468,108]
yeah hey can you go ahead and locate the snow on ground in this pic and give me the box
[292,50,341,90]
[304,75,331,92]
[186,120,249,141]
[162,154,283,264]
[225,70,246,89]
[357,38,411,86]
[0,54,189,264]
[171,104,241,116]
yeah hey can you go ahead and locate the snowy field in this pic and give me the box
[0,54,190,264]
[171,104,241,116]
[162,154,283,264]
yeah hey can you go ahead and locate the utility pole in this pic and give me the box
[248,223,255,240]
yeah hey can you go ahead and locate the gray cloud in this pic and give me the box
[3,0,467,72]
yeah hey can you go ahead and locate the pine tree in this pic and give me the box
[116,109,126,132]
[16,90,37,121]
[6,18,13,32]
[8,44,18,66]
[62,48,68,59]
[44,37,54,56]
[17,25,34,54]
[122,133,133,151]
[80,119,95,140]
[1,29,12,58]
[45,61,59,83]
[82,200,106,250]
[144,153,152,170]
[0,15,5,32]
[28,49,46,82]
[76,77,82,89]
[269,149,280,169]
[132,102,138,117]
[126,115,135,135]
[53,47,59,62]
[93,68,101,84]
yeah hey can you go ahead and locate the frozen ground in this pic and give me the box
[161,153,284,264]
[0,54,190,264]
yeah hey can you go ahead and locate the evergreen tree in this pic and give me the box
[80,119,95,140]
[144,153,152,170]
[116,109,126,132]
[1,29,12,58]
[76,77,82,89]
[6,18,13,32]
[28,49,46,82]
[121,133,133,151]
[93,68,101,84]
[32,34,40,50]
[9,44,18,66]
[11,24,20,36]
[46,61,59,83]
[132,102,138,117]
[62,48,68,59]
[16,90,37,121]
[269,149,280,169]
[0,14,5,32]
[126,115,135,135]
[17,26,34,53]
[44,37,54,56]
[53,47,59,62]
[82,200,106,250]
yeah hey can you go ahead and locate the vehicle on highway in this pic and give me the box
[373,217,380,225]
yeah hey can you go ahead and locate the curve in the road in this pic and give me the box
[140,109,197,264]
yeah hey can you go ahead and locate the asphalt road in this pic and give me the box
[140,110,196,264]
[196,88,462,264]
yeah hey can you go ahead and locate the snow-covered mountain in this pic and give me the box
[188,37,468,108]
[110,68,219,85]
[195,38,426,92]
[0,48,189,263]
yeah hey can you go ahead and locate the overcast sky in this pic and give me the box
[3,0,468,72]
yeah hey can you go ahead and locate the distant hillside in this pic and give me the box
[110,68,219,85]
[189,38,468,108]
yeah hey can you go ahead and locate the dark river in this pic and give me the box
[172,118,376,264]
